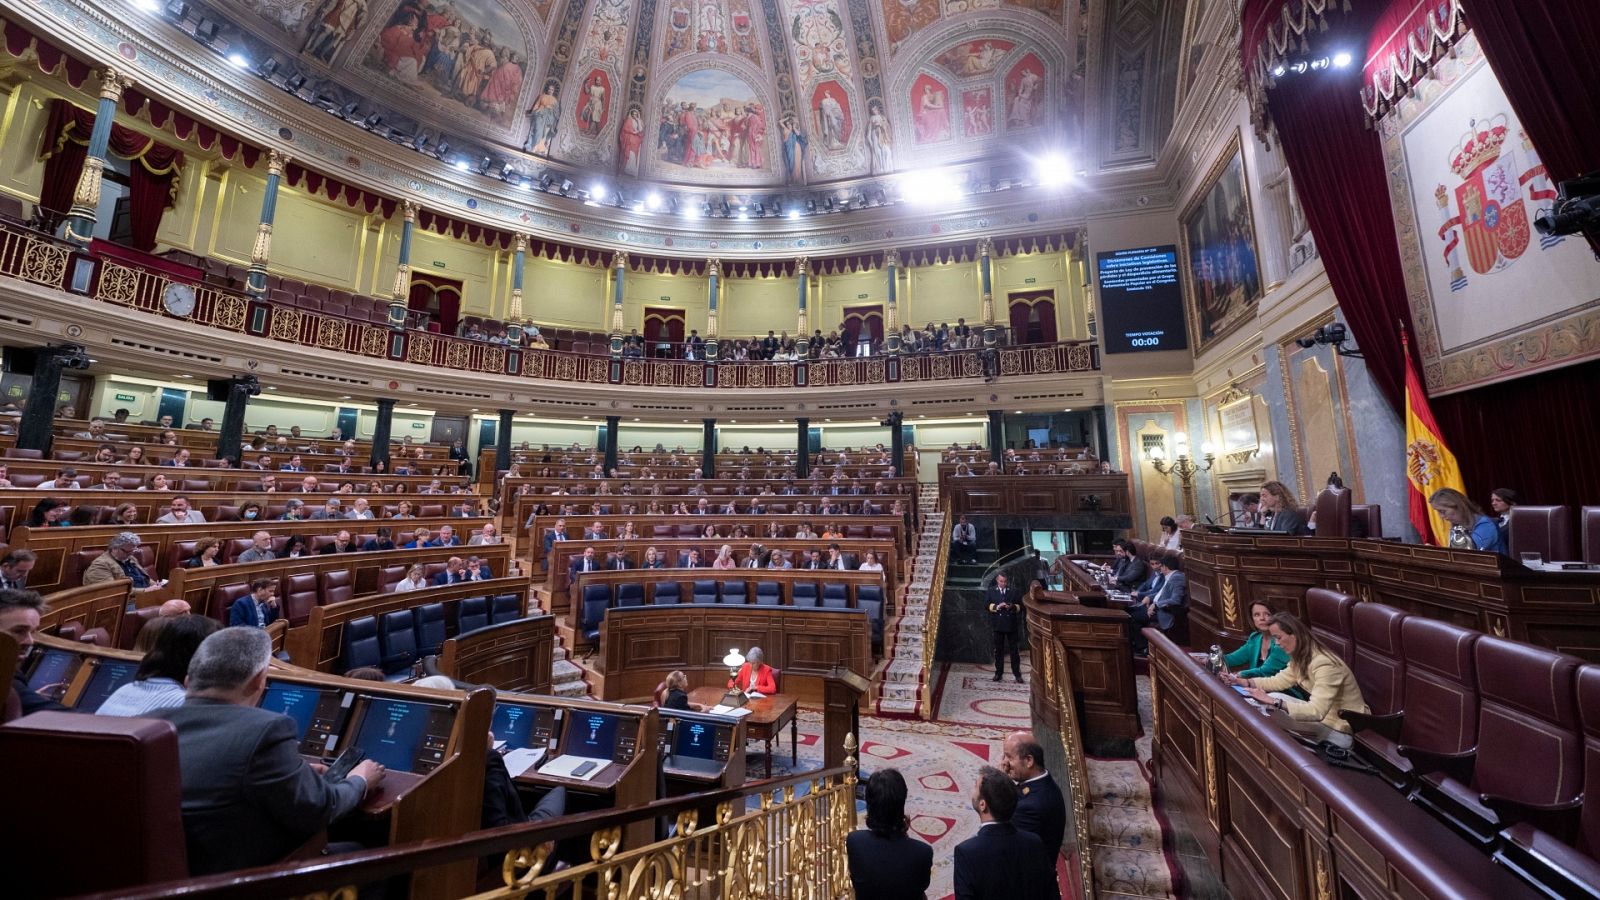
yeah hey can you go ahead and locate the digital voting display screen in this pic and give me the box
[1096,246,1189,354]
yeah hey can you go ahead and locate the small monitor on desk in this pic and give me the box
[260,684,332,741]
[492,702,554,751]
[26,647,80,693]
[673,719,718,761]
[73,659,139,713]
[348,698,454,773]
[563,710,622,760]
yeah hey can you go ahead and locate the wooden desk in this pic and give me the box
[1024,587,1139,743]
[1146,631,1540,900]
[1179,529,1600,661]
[943,473,1133,523]
[690,687,798,779]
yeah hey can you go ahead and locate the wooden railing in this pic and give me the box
[0,221,1098,388]
[1048,630,1098,900]
[920,499,953,719]
[100,743,861,900]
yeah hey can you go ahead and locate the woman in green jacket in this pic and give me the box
[1224,600,1291,679]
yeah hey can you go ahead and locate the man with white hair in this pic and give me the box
[150,627,385,875]
[237,531,277,563]
[82,532,153,589]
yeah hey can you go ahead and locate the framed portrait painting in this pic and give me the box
[1180,131,1264,353]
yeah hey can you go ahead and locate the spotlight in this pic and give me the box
[283,72,306,93]
[645,192,663,211]
[194,18,221,42]
[1271,64,1286,78]
[872,189,887,205]
[824,196,836,212]
[684,203,703,218]
[538,173,554,190]
[788,209,800,220]
[336,101,359,119]
[806,198,817,214]
[254,57,277,78]
[453,159,471,172]
[476,156,492,175]
[363,112,385,130]
[1332,51,1353,68]
[737,210,748,220]
[559,179,573,195]
[897,168,964,206]
[433,140,450,159]
[163,0,187,16]
[516,178,531,190]
[410,132,431,152]
[500,163,517,181]
[719,200,732,217]
[1290,61,1308,74]
[135,0,160,11]
[227,52,249,68]
[1035,153,1072,188]
[590,183,607,201]
[753,202,765,216]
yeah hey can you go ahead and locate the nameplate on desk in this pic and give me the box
[539,754,612,781]
[1532,561,1600,572]
[709,704,754,718]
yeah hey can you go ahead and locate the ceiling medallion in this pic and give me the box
[117,42,136,60]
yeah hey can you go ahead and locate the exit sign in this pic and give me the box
[431,261,447,268]
[411,422,426,429]
[660,296,670,301]
[1024,277,1037,284]
[857,293,869,299]
[115,393,136,402]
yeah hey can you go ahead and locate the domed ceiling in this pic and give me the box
[220,0,1089,187]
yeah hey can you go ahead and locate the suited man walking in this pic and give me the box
[987,574,1022,683]
[1127,553,1187,655]
[1002,731,1066,899]
[953,766,1053,899]
[150,627,384,875]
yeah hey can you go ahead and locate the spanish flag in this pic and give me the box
[1403,329,1465,544]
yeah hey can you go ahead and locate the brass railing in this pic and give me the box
[0,220,1099,388]
[1049,634,1098,900]
[920,499,954,718]
[104,737,859,900]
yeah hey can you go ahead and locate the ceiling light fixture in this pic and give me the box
[645,192,663,211]
[1332,50,1353,68]
[1035,153,1073,188]
[897,168,963,206]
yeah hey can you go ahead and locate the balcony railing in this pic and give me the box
[0,222,1100,387]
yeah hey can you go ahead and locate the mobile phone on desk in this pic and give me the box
[325,746,365,781]
[1230,685,1252,697]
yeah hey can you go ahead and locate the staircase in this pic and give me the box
[1083,754,1178,898]
[529,584,592,698]
[872,483,946,718]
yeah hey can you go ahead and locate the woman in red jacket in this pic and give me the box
[729,646,777,695]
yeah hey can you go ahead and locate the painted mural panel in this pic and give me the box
[655,69,771,174]
[882,0,940,56]
[811,81,853,150]
[933,38,1013,77]
[361,0,531,128]
[300,0,372,63]
[1003,52,1045,129]
[910,73,951,144]
[961,86,993,137]
[618,105,647,175]
[790,0,854,83]
[574,69,613,136]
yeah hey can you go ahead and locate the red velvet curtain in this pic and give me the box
[1266,65,1417,411]
[37,99,184,250]
[1458,0,1600,253]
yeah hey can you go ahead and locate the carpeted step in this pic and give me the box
[1088,805,1165,851]
[1092,845,1176,898]
[1086,759,1154,808]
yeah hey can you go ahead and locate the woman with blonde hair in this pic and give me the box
[1258,480,1308,535]
[712,544,737,569]
[1224,612,1368,747]
[1429,487,1505,554]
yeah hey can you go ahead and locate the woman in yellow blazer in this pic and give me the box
[1225,612,1368,748]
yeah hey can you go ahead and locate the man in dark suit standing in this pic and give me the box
[953,766,1052,899]
[1002,731,1066,899]
[987,573,1022,683]
[150,627,384,875]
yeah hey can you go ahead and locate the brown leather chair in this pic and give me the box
[167,539,200,574]
[1350,504,1383,540]
[3,447,43,459]
[0,711,188,895]
[1508,505,1574,561]
[1494,664,1600,893]
[1583,506,1600,564]
[1359,618,1481,788]
[1304,588,1355,665]
[320,569,354,605]
[118,605,163,650]
[378,564,409,592]
[1413,637,1583,848]
[210,582,253,623]
[282,572,320,627]
[1312,486,1352,537]
[1344,602,1407,719]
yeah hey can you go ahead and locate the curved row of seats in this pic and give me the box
[1300,588,1600,893]
[577,578,885,649]
[205,558,489,627]
[343,594,522,681]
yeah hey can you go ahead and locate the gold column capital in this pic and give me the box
[706,257,721,277]
[796,256,809,275]
[514,232,528,254]
[266,149,292,177]
[98,67,133,103]
[401,200,418,223]
[884,249,900,268]
[977,237,994,258]
[612,250,629,270]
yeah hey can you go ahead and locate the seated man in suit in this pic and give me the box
[229,578,281,628]
[155,495,208,525]
[150,627,384,875]
[82,531,155,589]
[435,524,462,547]
[320,530,358,554]
[1126,554,1186,656]
[953,766,1052,899]
[605,550,631,571]
[568,545,599,580]
[309,498,343,520]
[1002,732,1066,900]
[163,448,194,467]
[462,554,494,580]
[3,588,67,714]
[236,530,277,563]
[431,556,468,585]
[1107,540,1148,590]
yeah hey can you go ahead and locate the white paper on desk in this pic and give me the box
[503,747,546,777]
[1072,559,1090,566]
[745,691,766,699]
[710,704,754,718]
[538,754,611,780]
